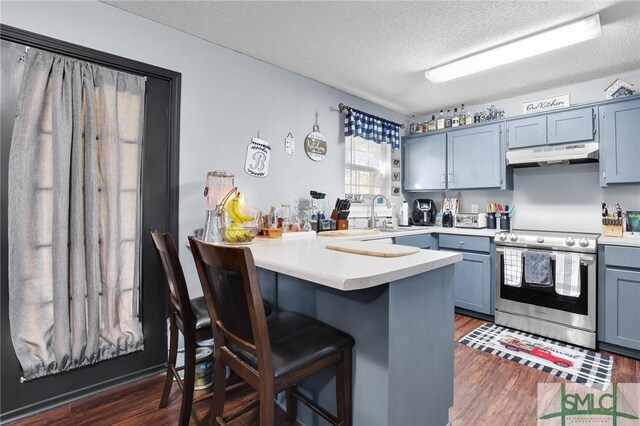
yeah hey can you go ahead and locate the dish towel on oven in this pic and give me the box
[504,248,523,287]
[524,251,553,286]
[555,253,581,297]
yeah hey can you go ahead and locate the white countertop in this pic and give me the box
[193,225,640,292]
[598,235,640,248]
[352,226,499,240]
[241,237,462,291]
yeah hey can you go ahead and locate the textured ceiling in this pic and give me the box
[103,1,640,116]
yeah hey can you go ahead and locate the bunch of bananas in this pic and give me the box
[226,194,255,224]
[223,193,255,243]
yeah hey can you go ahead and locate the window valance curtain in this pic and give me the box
[344,107,401,149]
[8,48,146,381]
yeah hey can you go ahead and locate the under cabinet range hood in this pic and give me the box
[506,142,599,167]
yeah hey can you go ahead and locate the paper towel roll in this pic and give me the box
[400,201,409,226]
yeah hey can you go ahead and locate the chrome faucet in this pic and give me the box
[369,194,392,229]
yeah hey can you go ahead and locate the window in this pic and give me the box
[344,136,391,196]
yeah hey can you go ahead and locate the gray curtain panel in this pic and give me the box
[8,48,146,381]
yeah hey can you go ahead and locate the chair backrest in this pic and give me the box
[149,229,196,334]
[188,237,271,369]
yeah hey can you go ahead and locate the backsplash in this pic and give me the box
[404,163,639,234]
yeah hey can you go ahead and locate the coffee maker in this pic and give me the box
[413,199,436,226]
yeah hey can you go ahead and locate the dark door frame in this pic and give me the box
[0,24,180,422]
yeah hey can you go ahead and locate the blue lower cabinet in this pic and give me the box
[604,266,640,351]
[437,235,493,316]
[453,252,492,315]
[599,245,640,353]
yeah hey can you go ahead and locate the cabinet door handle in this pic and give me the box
[448,171,453,183]
[441,172,446,186]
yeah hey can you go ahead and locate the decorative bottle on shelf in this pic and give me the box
[428,114,437,131]
[409,115,416,135]
[437,110,445,129]
[444,109,452,128]
[459,104,466,125]
[452,107,459,127]
[466,109,473,125]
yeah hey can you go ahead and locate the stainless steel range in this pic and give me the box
[494,229,598,349]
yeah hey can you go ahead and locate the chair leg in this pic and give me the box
[179,337,197,426]
[211,348,227,424]
[160,316,178,409]
[259,381,275,426]
[336,348,352,426]
[285,387,297,425]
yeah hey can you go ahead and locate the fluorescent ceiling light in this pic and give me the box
[425,14,602,83]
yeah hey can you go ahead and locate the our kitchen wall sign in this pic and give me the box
[304,111,328,162]
[245,137,271,178]
[522,94,570,114]
[304,131,327,161]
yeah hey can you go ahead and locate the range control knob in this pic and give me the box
[579,238,589,248]
[536,237,544,243]
[565,237,575,246]
[510,234,518,242]
[499,233,508,241]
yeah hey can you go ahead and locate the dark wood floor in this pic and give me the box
[450,315,639,426]
[10,314,640,426]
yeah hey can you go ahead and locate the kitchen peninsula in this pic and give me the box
[247,237,462,426]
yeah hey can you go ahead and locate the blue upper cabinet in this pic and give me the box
[403,133,447,191]
[447,123,503,189]
[600,98,640,185]
[547,107,596,145]
[507,115,546,149]
[506,107,596,149]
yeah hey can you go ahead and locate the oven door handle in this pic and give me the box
[495,247,595,264]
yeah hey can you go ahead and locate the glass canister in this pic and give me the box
[203,171,234,242]
[204,171,234,211]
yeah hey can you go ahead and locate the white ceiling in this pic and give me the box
[103,1,640,116]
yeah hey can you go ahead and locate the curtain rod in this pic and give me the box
[338,103,406,129]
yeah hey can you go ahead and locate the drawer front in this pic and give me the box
[547,107,595,145]
[395,233,432,249]
[438,234,490,253]
[604,245,640,269]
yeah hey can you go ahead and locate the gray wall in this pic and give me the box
[0,0,405,295]
[409,69,640,234]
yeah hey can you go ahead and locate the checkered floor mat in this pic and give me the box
[458,323,613,390]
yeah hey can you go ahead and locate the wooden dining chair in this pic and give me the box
[149,229,215,426]
[189,236,354,426]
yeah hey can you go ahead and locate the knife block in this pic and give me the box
[336,219,349,230]
[602,216,623,237]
